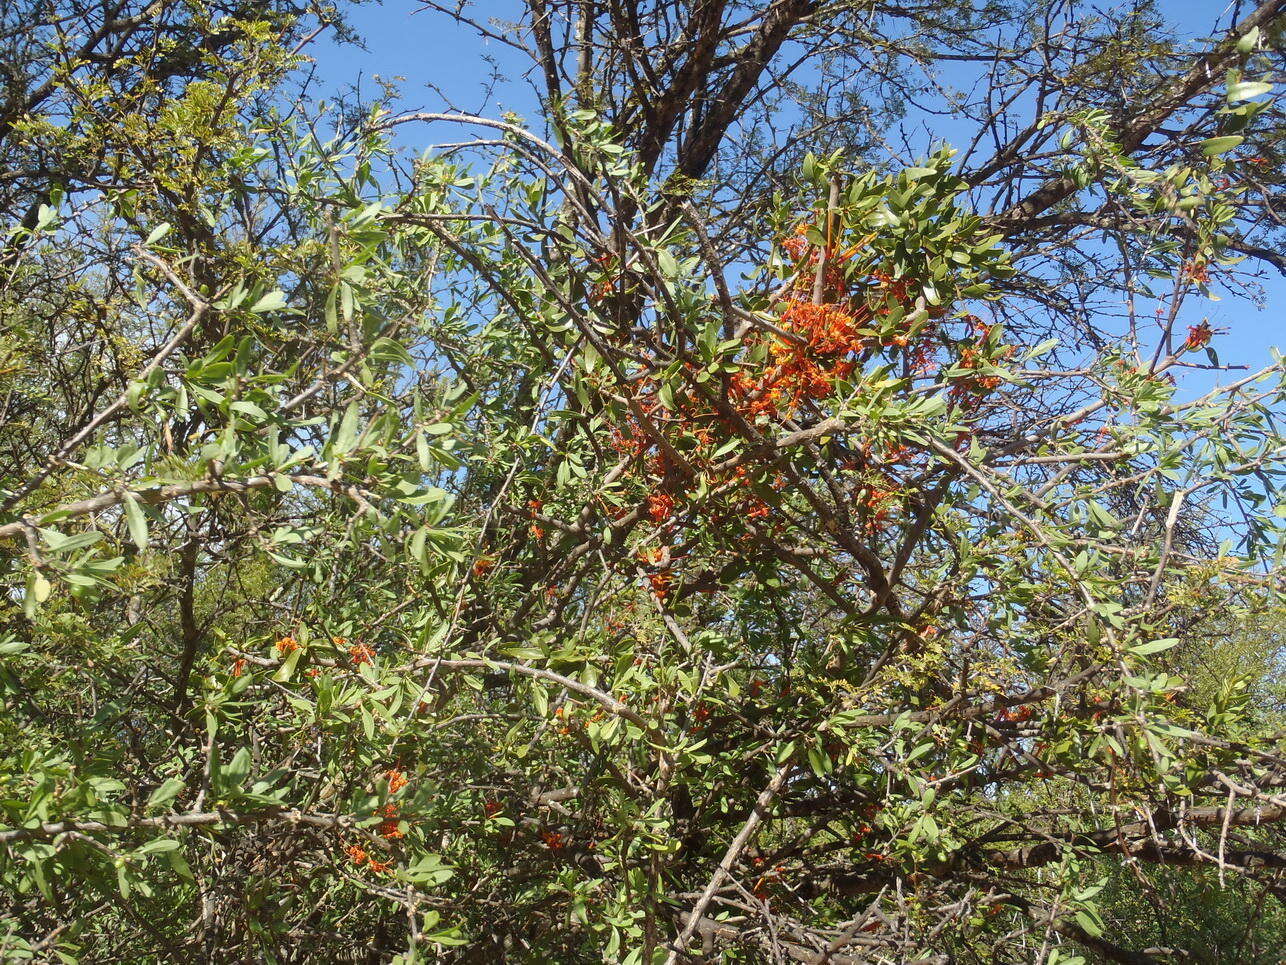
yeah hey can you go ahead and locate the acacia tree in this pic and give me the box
[1,1,1285,962]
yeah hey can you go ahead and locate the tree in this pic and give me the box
[1,1,1284,961]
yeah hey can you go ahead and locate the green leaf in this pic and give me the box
[370,337,415,366]
[1227,80,1272,102]
[1200,135,1244,156]
[123,494,148,551]
[40,528,103,553]
[230,400,268,420]
[249,290,287,314]
[168,847,193,880]
[906,741,934,763]
[1236,26,1259,53]
[807,745,831,777]
[408,526,428,565]
[274,646,304,682]
[223,747,251,788]
[139,837,181,855]
[1074,907,1104,937]
[333,402,360,454]
[147,778,186,810]
[145,222,172,246]
[1129,638,1180,656]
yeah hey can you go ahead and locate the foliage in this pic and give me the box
[1,1,1284,962]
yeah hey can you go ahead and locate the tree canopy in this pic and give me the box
[1,1,1285,962]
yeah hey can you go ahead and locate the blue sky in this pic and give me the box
[309,1,1281,381]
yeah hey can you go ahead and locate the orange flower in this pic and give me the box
[385,769,408,793]
[231,657,247,678]
[647,570,672,600]
[349,642,375,666]
[541,830,565,850]
[345,844,368,865]
[275,635,299,654]
[379,819,404,839]
[1184,321,1213,351]
[1182,259,1210,284]
[638,546,667,566]
[646,491,675,523]
[529,523,546,540]
[472,556,495,577]
[367,858,392,874]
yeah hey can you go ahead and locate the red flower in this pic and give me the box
[385,769,408,793]
[647,570,672,600]
[646,491,675,523]
[1184,321,1213,351]
[349,642,376,666]
[275,635,299,654]
[638,546,667,566]
[345,844,368,865]
[379,820,404,839]
[1182,259,1210,284]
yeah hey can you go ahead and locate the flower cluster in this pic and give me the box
[729,301,866,418]
[995,704,1035,724]
[1184,321,1213,351]
[345,843,392,874]
[587,212,1015,606]
[377,802,404,839]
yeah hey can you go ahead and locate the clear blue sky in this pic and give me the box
[311,1,1281,382]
